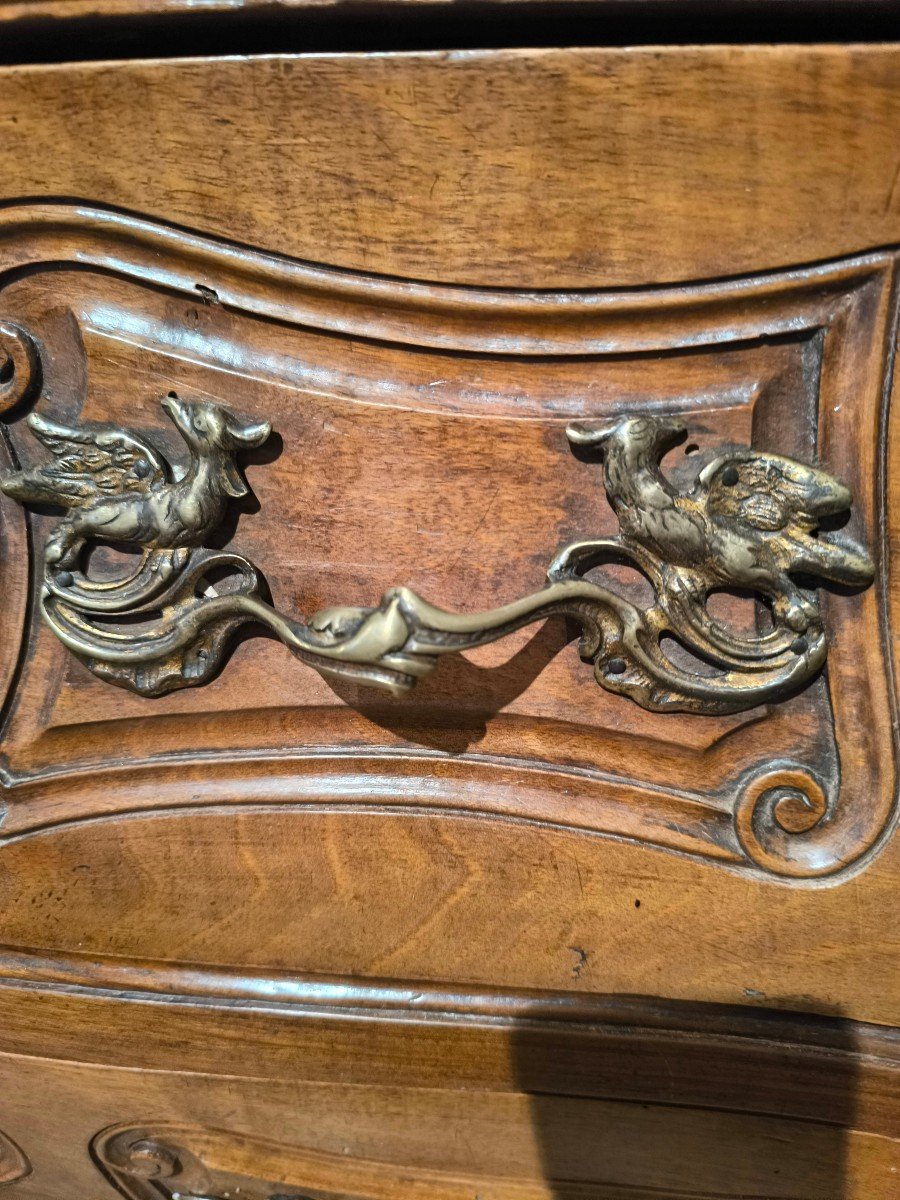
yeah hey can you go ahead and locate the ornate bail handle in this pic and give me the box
[0,387,874,714]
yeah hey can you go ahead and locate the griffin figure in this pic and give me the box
[548,414,874,636]
[0,394,271,569]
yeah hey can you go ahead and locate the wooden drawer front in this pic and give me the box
[89,1110,899,1200]
[0,37,898,1097]
[0,201,896,924]
[0,1029,895,1200]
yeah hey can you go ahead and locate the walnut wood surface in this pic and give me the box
[0,204,897,1012]
[0,48,897,287]
[0,990,897,1198]
[0,38,898,1200]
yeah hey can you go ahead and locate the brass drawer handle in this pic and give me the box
[0,386,873,715]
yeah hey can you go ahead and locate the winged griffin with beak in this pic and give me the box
[0,393,271,569]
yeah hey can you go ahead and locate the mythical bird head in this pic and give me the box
[567,413,687,458]
[697,449,874,590]
[161,394,271,497]
[557,411,874,612]
[700,453,851,530]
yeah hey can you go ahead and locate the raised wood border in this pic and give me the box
[0,944,897,1139]
[0,202,897,880]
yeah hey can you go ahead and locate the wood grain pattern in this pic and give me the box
[0,991,897,1198]
[0,37,898,1200]
[3,808,900,1020]
[91,1113,900,1199]
[0,48,897,287]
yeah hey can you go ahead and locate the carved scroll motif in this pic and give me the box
[94,1121,480,1199]
[0,385,873,715]
[0,1125,31,1186]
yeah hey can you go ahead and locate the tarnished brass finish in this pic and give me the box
[0,402,874,714]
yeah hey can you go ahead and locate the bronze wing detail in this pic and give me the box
[0,412,168,508]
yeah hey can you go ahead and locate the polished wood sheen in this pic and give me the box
[0,30,898,1200]
[0,47,897,286]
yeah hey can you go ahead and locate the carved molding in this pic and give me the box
[0,201,877,357]
[93,1108,884,1200]
[0,1127,30,1186]
[0,202,896,880]
[0,319,40,416]
[94,1121,552,1200]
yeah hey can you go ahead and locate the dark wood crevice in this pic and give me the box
[0,0,898,66]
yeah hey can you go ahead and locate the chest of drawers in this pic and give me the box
[0,6,898,1197]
